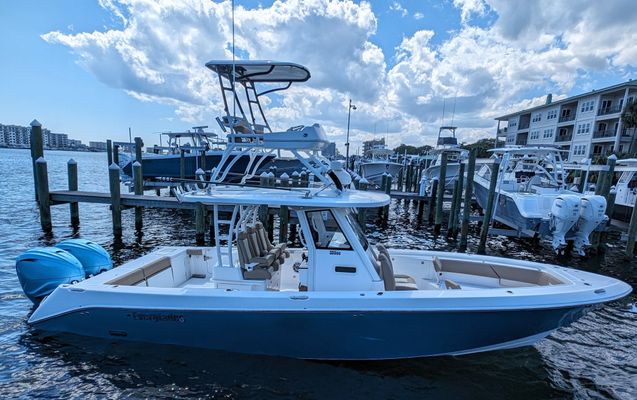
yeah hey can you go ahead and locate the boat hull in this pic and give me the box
[360,162,403,186]
[31,305,588,360]
[423,163,462,191]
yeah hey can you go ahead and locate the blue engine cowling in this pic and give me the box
[56,239,112,277]
[15,247,84,304]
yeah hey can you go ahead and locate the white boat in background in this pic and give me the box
[421,126,468,193]
[612,158,637,220]
[17,61,631,360]
[359,144,402,186]
[474,147,609,255]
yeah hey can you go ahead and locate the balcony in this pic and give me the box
[598,105,623,116]
[555,134,572,142]
[558,114,575,123]
[518,121,530,130]
[593,130,617,139]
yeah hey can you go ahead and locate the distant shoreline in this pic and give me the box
[0,146,106,152]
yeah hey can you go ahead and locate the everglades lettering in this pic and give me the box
[129,312,185,323]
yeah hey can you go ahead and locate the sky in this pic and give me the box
[1,0,637,153]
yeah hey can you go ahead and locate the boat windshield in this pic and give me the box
[345,209,369,251]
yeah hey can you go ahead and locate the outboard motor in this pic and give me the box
[573,195,608,256]
[16,247,84,304]
[549,194,581,252]
[56,239,112,277]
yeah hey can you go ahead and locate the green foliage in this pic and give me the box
[393,144,433,155]
[460,138,497,158]
[621,101,637,128]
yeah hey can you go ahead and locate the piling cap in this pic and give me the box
[67,158,77,165]
[30,119,42,127]
[195,168,205,175]
[109,162,120,170]
[608,154,618,161]
[280,172,289,179]
[291,171,300,177]
[260,171,268,177]
[359,178,369,184]
[267,172,275,177]
[35,156,46,164]
[132,161,142,167]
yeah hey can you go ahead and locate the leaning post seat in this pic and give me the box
[106,257,173,286]
[377,253,417,291]
[236,230,273,280]
[255,222,289,259]
[375,244,416,285]
[246,226,281,268]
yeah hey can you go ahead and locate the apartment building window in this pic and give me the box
[543,128,554,139]
[576,122,591,135]
[530,130,540,140]
[531,113,542,123]
[580,100,595,113]
[509,120,517,128]
[546,110,557,120]
[573,144,587,157]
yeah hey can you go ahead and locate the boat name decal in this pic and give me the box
[330,250,341,256]
[128,312,185,323]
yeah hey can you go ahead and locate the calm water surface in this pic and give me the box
[0,148,635,399]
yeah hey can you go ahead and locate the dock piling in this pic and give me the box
[448,161,465,238]
[195,203,205,245]
[67,159,79,227]
[434,152,448,234]
[477,159,501,254]
[108,163,122,238]
[459,149,477,251]
[625,193,637,256]
[358,178,368,230]
[106,139,113,166]
[134,137,143,162]
[133,161,143,231]
[113,144,120,166]
[35,157,52,232]
[30,120,44,201]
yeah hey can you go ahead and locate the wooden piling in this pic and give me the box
[134,137,143,162]
[279,173,290,244]
[434,152,448,234]
[30,120,44,201]
[133,161,143,231]
[112,144,120,166]
[108,163,122,237]
[300,170,308,187]
[383,174,392,219]
[195,203,205,245]
[106,139,113,166]
[180,149,186,185]
[459,149,477,251]
[358,178,368,230]
[477,159,501,254]
[67,159,79,227]
[405,164,413,192]
[428,179,438,224]
[35,157,52,232]
[447,161,465,238]
[397,165,404,192]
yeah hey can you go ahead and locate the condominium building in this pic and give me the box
[495,81,637,162]
[362,138,385,156]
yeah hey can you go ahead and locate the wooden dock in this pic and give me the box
[50,190,196,209]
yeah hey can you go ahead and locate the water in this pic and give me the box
[0,148,635,399]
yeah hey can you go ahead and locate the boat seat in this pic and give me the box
[378,253,417,291]
[376,244,416,284]
[247,226,281,269]
[255,222,289,260]
[107,257,173,286]
[237,230,273,280]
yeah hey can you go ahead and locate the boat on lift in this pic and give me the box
[421,126,468,194]
[18,61,631,360]
[473,147,609,255]
[118,126,278,183]
[359,144,402,186]
[610,158,637,221]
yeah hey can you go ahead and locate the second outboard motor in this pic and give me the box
[56,239,112,277]
[549,194,581,252]
[16,247,84,304]
[573,195,608,256]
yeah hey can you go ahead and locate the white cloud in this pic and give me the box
[42,0,637,151]
[389,2,407,18]
[413,12,424,20]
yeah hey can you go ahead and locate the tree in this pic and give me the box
[393,144,433,155]
[621,100,637,129]
[460,138,496,158]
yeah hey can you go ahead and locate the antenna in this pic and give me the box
[231,0,236,118]
[441,98,446,125]
[450,94,457,126]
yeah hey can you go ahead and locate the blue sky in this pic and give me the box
[1,0,636,150]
